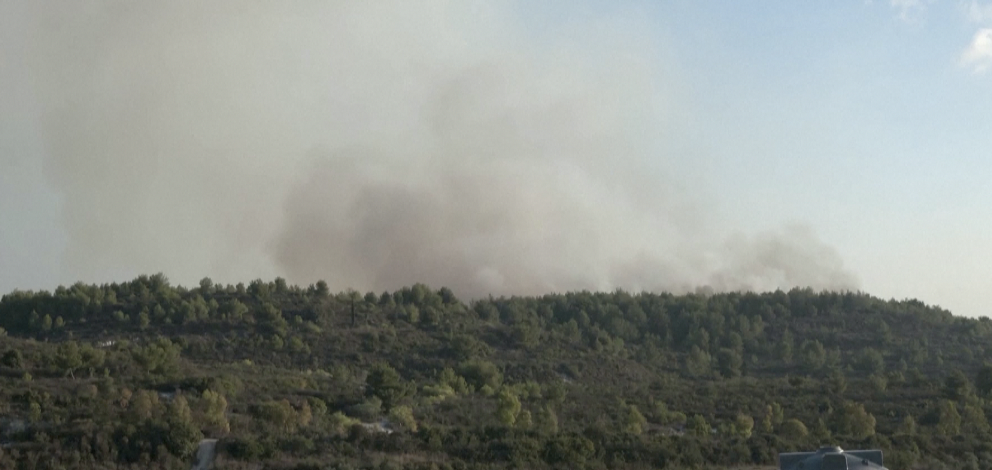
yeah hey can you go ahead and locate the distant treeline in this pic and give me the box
[1,275,990,470]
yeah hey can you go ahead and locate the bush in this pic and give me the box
[223,437,267,460]
[279,436,316,454]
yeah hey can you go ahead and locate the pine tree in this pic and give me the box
[536,405,559,434]
[496,389,521,426]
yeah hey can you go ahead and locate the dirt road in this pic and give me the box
[190,439,218,470]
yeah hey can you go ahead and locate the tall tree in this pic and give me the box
[778,329,794,364]
[164,395,203,459]
[200,389,230,434]
[975,363,992,396]
[799,339,826,373]
[623,404,647,435]
[536,404,559,434]
[687,414,710,437]
[935,400,961,437]
[716,348,743,378]
[496,389,521,426]
[830,401,876,440]
[56,341,83,379]
[365,363,409,410]
[944,369,973,400]
[780,418,809,438]
[734,413,755,439]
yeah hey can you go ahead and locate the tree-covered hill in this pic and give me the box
[1,274,990,470]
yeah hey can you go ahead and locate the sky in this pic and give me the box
[0,1,990,317]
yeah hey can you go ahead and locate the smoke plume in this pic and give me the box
[8,1,858,297]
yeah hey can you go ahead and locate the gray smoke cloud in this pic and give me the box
[6,1,859,297]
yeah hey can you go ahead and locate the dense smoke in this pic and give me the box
[8,1,858,297]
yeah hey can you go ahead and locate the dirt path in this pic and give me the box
[190,439,218,470]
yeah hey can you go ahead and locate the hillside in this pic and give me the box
[1,274,990,470]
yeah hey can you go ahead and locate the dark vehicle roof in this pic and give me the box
[779,446,887,470]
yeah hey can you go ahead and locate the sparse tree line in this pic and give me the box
[1,275,992,469]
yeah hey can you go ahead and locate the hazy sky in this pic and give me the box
[1,1,990,317]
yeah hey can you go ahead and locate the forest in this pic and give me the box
[1,274,991,470]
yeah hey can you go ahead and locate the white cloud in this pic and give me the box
[891,0,933,22]
[968,1,992,23]
[961,28,992,73]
